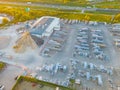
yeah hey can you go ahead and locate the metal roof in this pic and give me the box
[30,18,54,36]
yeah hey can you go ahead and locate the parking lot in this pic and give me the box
[25,21,120,90]
[0,20,120,90]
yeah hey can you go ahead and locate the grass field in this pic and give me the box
[0,2,120,27]
[95,1,120,9]
[0,3,113,23]
[1,0,90,7]
[1,0,120,9]
[12,76,73,90]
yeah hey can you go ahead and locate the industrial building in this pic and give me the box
[13,16,60,53]
[30,16,60,38]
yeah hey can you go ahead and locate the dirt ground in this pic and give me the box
[0,36,11,49]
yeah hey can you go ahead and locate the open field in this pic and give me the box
[0,0,120,27]
[1,0,120,9]
[95,1,120,9]
[0,3,118,26]
[0,0,91,6]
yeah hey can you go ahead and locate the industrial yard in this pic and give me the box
[0,16,120,90]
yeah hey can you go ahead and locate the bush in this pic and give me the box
[2,18,9,24]
[0,62,5,70]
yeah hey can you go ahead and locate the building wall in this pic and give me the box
[53,18,60,31]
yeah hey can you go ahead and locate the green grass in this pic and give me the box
[0,0,90,7]
[1,0,120,9]
[12,76,73,90]
[0,62,6,70]
[85,11,118,15]
[0,3,114,23]
[95,1,120,9]
[0,2,120,26]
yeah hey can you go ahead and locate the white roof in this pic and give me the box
[31,16,59,29]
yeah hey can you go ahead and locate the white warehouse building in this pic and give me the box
[30,16,60,37]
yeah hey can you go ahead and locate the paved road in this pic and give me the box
[0,65,24,90]
[0,1,120,13]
